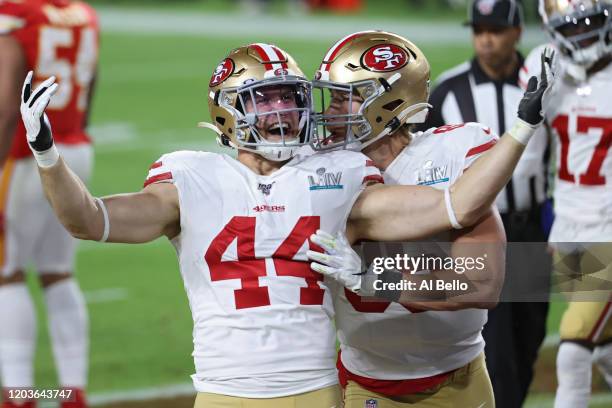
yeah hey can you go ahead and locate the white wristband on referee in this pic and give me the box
[32,144,59,168]
[94,197,110,242]
[507,119,537,146]
[444,188,463,230]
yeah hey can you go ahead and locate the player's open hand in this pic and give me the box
[20,71,57,152]
[517,48,555,126]
[307,229,368,294]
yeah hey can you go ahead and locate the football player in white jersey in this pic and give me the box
[307,30,506,408]
[520,2,612,408]
[19,41,551,407]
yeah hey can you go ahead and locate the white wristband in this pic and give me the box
[508,119,537,146]
[32,144,59,168]
[94,197,110,242]
[444,188,463,230]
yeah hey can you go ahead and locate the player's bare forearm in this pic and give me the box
[449,136,525,227]
[39,160,180,243]
[449,49,555,228]
[38,157,103,240]
[100,184,180,243]
[347,183,449,243]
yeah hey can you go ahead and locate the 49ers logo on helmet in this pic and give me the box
[209,58,235,87]
[361,44,409,72]
[274,67,289,76]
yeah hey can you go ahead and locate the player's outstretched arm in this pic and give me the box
[448,49,554,227]
[21,72,180,243]
[348,48,555,242]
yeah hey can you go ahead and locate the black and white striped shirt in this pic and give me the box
[421,54,547,214]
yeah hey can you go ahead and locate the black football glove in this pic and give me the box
[517,48,555,126]
[20,71,57,152]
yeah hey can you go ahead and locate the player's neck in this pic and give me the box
[362,131,411,171]
[237,150,288,176]
[477,51,519,82]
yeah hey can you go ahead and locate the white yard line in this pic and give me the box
[83,288,129,304]
[88,383,195,406]
[97,6,548,47]
[89,122,139,145]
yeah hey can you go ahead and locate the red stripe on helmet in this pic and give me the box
[322,33,363,71]
[271,45,289,69]
[250,44,274,71]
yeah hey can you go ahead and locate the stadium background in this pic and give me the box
[21,0,609,406]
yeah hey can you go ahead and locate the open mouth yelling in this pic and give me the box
[268,121,292,136]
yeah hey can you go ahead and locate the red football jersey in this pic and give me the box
[0,0,99,159]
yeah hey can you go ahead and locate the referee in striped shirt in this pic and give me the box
[420,1,550,407]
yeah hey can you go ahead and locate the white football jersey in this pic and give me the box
[522,45,612,241]
[334,123,498,379]
[144,149,381,397]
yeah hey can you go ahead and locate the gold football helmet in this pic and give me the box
[539,0,612,66]
[201,43,311,161]
[311,30,431,150]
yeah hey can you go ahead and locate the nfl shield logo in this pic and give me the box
[365,399,378,408]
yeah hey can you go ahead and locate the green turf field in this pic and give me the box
[22,5,601,407]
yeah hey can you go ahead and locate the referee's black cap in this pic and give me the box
[464,0,524,28]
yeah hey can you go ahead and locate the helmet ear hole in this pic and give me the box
[376,116,383,123]
[382,99,403,112]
